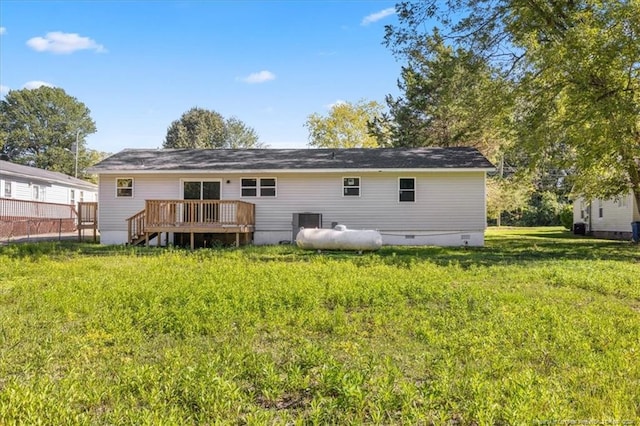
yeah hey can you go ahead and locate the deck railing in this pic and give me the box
[0,198,76,221]
[127,209,147,243]
[145,199,255,228]
[127,200,255,245]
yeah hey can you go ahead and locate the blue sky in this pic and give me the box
[0,1,403,154]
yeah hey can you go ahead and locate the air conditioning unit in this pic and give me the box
[292,213,322,241]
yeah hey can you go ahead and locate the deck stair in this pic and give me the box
[126,200,255,248]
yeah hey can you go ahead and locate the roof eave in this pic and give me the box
[89,167,495,174]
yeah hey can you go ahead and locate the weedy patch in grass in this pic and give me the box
[0,227,639,424]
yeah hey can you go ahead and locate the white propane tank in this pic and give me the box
[295,224,382,251]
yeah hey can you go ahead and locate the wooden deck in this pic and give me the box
[127,200,255,248]
[77,202,98,242]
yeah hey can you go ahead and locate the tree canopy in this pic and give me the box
[305,100,384,148]
[0,87,99,177]
[384,0,640,215]
[371,32,512,162]
[163,107,265,149]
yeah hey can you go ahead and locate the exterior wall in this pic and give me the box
[97,171,487,246]
[573,193,639,238]
[0,174,97,205]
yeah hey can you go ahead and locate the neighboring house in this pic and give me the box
[0,160,98,206]
[88,147,494,248]
[0,160,98,239]
[573,193,640,240]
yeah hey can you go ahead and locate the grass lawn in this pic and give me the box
[0,227,638,424]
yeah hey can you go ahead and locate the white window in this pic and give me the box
[598,199,604,218]
[70,189,76,205]
[241,178,276,197]
[32,184,44,201]
[116,178,133,198]
[343,177,360,197]
[80,191,84,202]
[3,181,11,198]
[399,178,416,202]
[615,195,628,208]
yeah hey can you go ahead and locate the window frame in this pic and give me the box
[32,184,43,201]
[342,176,361,197]
[398,177,416,203]
[116,177,134,198]
[241,177,277,198]
[3,181,11,198]
[615,195,628,208]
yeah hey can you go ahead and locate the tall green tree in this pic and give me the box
[385,0,640,216]
[163,107,227,149]
[305,100,384,148]
[163,108,264,149]
[224,117,266,148]
[371,32,513,162]
[0,87,97,177]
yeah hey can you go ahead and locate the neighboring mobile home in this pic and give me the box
[0,160,98,206]
[573,193,640,240]
[0,160,98,239]
[89,147,494,248]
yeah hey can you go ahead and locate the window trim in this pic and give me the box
[615,195,628,208]
[116,177,134,198]
[32,184,43,201]
[342,176,361,197]
[180,178,222,199]
[240,177,277,198]
[398,177,416,203]
[598,199,604,218]
[3,180,11,198]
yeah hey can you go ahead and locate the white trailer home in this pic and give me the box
[0,160,97,206]
[573,193,640,240]
[0,160,98,239]
[89,147,494,248]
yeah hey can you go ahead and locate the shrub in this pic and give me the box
[559,204,574,230]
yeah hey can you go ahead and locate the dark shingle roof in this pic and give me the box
[0,160,97,190]
[90,147,494,172]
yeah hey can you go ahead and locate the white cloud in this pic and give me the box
[1,85,9,95]
[0,27,6,35]
[327,99,346,109]
[361,7,396,26]
[26,31,105,54]
[240,70,276,84]
[23,81,55,89]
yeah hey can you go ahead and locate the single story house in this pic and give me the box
[0,160,98,206]
[573,193,640,240]
[1,160,98,239]
[88,147,494,248]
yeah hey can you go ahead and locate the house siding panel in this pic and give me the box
[98,171,487,245]
[573,193,639,237]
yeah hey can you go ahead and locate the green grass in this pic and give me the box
[1,227,639,424]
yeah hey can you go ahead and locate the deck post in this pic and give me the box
[145,232,149,247]
[190,232,194,250]
[157,232,162,247]
[235,232,240,247]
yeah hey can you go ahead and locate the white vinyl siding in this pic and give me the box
[97,171,487,237]
[574,194,638,233]
[0,174,96,204]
